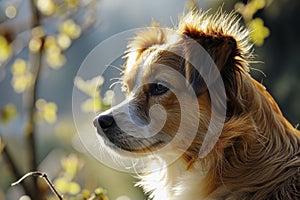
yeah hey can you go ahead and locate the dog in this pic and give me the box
[93,10,300,200]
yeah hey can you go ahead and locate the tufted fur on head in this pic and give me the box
[103,10,300,200]
[177,11,253,116]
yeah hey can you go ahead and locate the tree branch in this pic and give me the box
[0,136,33,197]
[11,171,63,200]
[22,0,43,199]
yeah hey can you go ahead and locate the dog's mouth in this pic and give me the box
[108,137,166,153]
[94,119,169,153]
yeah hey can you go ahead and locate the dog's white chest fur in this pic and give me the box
[137,159,209,200]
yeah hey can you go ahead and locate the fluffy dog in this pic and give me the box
[93,10,300,200]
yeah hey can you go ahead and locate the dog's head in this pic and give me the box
[93,11,252,163]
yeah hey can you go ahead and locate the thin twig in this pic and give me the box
[25,0,42,173]
[11,171,64,200]
[87,194,97,200]
[22,1,43,199]
[0,136,33,197]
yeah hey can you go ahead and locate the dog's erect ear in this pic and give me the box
[183,31,237,96]
[185,30,237,70]
[126,23,166,56]
[177,11,252,118]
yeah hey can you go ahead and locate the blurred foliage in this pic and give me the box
[0,103,17,124]
[0,35,12,64]
[0,0,109,199]
[0,0,96,69]
[50,154,108,199]
[12,155,109,200]
[36,0,56,16]
[11,59,33,93]
[248,17,269,46]
[74,76,112,113]
[60,19,82,40]
[35,99,58,124]
[234,0,270,46]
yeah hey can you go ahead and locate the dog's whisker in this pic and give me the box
[131,159,142,174]
[109,80,122,89]
[250,67,267,78]
[170,16,177,29]
[110,77,122,81]
[106,64,123,72]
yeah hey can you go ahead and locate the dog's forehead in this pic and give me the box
[122,49,156,90]
[135,50,158,86]
[123,44,185,90]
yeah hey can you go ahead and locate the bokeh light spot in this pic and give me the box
[5,5,17,19]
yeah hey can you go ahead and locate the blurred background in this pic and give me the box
[0,0,299,199]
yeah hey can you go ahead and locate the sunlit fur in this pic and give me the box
[99,10,300,199]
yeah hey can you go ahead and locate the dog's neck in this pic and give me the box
[137,156,210,200]
[209,76,300,199]
[241,76,296,135]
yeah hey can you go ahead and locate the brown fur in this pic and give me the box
[120,10,300,199]
[179,11,300,199]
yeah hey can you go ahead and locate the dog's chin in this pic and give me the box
[95,128,170,157]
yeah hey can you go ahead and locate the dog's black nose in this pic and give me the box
[97,115,115,131]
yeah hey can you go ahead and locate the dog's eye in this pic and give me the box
[149,82,169,96]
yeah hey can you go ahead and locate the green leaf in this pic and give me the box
[0,35,12,63]
[61,154,82,181]
[36,0,56,16]
[94,187,107,196]
[68,182,81,195]
[81,96,102,113]
[54,177,69,194]
[60,19,82,39]
[74,76,104,97]
[0,103,17,124]
[80,189,91,199]
[10,59,33,93]
[35,99,58,123]
[249,17,270,46]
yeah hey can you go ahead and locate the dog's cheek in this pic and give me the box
[157,93,181,138]
[129,94,150,125]
[163,112,181,138]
